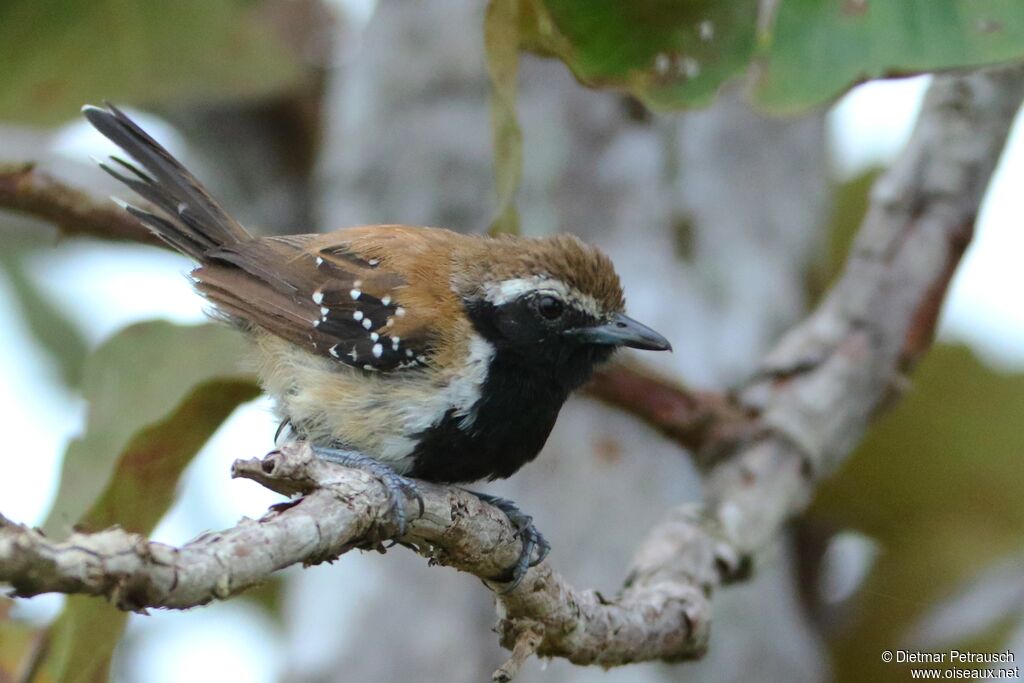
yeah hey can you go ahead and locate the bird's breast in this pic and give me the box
[405,347,573,483]
[253,330,496,474]
[255,331,579,484]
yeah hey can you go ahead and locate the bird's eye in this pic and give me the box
[535,295,564,320]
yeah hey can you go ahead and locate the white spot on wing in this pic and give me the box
[320,306,329,317]
[370,332,379,342]
[353,311,364,321]
[312,291,324,304]
[362,318,372,330]
[381,295,391,306]
[372,343,383,358]
[350,289,361,300]
[395,307,406,317]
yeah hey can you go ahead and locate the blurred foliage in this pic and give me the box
[0,0,303,126]
[761,0,1024,112]
[36,322,259,682]
[0,598,48,683]
[519,0,1024,112]
[0,232,89,387]
[241,575,287,627]
[810,344,1024,682]
[43,322,257,538]
[486,0,524,236]
[521,0,758,109]
[806,164,1024,680]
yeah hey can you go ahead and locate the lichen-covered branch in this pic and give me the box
[1,64,1021,676]
[0,163,160,246]
[0,446,529,611]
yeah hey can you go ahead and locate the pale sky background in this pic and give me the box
[1,46,1022,683]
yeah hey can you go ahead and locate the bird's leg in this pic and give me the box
[465,491,551,593]
[311,446,425,537]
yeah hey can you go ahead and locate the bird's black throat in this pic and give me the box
[406,299,613,483]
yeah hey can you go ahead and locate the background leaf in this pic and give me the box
[521,0,1024,112]
[809,344,1024,682]
[0,598,50,683]
[37,322,260,683]
[0,0,303,125]
[0,233,89,388]
[523,0,758,110]
[486,0,524,236]
[43,321,257,539]
[756,0,1024,112]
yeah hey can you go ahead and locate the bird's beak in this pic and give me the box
[564,312,672,351]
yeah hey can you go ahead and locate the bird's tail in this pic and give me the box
[82,103,252,260]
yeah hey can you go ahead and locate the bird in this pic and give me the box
[83,102,672,590]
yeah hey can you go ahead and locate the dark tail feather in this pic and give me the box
[82,103,251,259]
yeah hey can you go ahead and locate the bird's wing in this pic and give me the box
[194,228,450,372]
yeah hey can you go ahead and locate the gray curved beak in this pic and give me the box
[565,312,672,351]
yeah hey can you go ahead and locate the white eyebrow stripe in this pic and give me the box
[483,276,603,318]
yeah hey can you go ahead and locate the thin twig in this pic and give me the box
[585,362,759,466]
[0,163,161,247]
[493,623,544,682]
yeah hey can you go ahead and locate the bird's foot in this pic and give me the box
[312,446,425,537]
[468,492,550,593]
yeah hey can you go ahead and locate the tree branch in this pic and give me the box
[1,64,1022,677]
[0,163,161,247]
[585,362,759,466]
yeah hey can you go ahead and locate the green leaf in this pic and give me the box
[42,375,260,683]
[809,344,1024,682]
[38,321,260,683]
[0,0,303,126]
[522,0,759,110]
[43,321,257,539]
[520,0,1024,112]
[756,0,1024,112]
[0,598,49,683]
[76,376,260,534]
[0,232,89,387]
[486,0,524,236]
[240,575,287,627]
[44,597,126,683]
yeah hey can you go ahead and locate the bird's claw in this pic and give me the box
[311,446,424,537]
[470,492,550,593]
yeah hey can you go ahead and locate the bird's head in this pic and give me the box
[452,234,670,387]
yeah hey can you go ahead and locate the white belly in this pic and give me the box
[252,331,493,472]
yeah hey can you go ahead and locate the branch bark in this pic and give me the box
[0,163,161,247]
[1,64,1022,676]
[585,362,759,466]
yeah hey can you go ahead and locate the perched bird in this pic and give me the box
[83,103,671,589]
